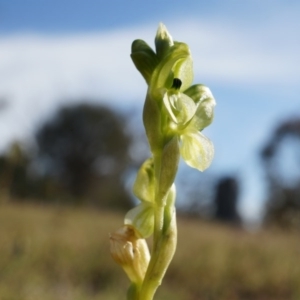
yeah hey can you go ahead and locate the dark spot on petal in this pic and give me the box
[172,78,182,90]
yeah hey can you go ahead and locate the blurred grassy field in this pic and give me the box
[0,203,299,300]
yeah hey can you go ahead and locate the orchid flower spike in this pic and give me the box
[131,23,216,172]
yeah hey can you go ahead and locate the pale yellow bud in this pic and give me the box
[109,225,150,285]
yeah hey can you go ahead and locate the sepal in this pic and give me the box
[143,93,163,153]
[131,39,159,84]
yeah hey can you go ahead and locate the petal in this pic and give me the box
[177,93,197,125]
[183,84,214,104]
[124,203,154,238]
[180,131,214,171]
[150,42,193,98]
[163,92,177,123]
[163,92,196,126]
[187,96,216,131]
[172,55,193,92]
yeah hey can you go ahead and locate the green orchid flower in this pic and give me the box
[111,23,216,300]
[131,23,216,172]
[175,84,215,171]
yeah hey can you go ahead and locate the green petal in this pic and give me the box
[131,39,159,84]
[163,92,196,126]
[183,84,214,104]
[172,55,193,92]
[163,92,177,123]
[187,96,216,131]
[150,42,193,98]
[180,131,214,171]
[155,23,174,60]
[124,203,154,238]
[133,158,155,203]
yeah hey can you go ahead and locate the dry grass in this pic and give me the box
[0,203,299,300]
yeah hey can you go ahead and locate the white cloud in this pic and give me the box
[0,6,299,222]
[172,18,300,86]
[0,14,299,150]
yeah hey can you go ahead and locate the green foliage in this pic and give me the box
[0,103,135,210]
[1,203,300,300]
[0,142,33,200]
[35,103,132,208]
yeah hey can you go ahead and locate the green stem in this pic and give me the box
[139,153,177,300]
[127,284,141,300]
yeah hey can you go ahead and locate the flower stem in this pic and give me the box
[139,153,177,300]
[127,283,141,300]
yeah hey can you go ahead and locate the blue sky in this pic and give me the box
[0,0,300,223]
[1,0,278,33]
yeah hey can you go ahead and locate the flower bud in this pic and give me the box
[155,23,174,59]
[109,225,150,285]
[133,157,155,203]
